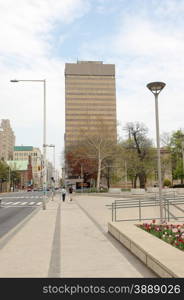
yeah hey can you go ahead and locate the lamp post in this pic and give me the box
[45,144,55,199]
[10,79,47,210]
[8,165,11,192]
[147,81,166,223]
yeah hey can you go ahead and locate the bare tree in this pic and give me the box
[123,122,155,188]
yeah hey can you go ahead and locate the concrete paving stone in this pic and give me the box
[60,195,156,278]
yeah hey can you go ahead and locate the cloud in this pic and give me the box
[0,0,90,59]
[77,1,184,145]
[0,0,90,169]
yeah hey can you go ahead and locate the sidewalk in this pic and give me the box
[0,193,156,277]
[0,195,59,277]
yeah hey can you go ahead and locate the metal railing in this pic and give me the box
[107,192,184,222]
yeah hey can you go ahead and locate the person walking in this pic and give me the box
[61,186,66,202]
[68,186,73,201]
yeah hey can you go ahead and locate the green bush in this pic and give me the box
[163,178,172,187]
[121,188,131,192]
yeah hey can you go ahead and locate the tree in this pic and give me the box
[10,170,21,190]
[0,160,9,181]
[66,149,97,182]
[66,120,117,191]
[169,129,184,184]
[122,122,156,188]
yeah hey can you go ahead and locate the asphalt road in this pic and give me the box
[0,191,51,238]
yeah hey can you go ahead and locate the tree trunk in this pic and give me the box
[96,158,102,191]
[133,175,137,188]
[138,172,146,188]
[107,166,111,189]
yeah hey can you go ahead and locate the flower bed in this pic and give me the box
[138,220,184,251]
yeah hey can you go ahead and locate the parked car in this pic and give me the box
[27,187,32,192]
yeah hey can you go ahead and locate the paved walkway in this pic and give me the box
[0,193,156,277]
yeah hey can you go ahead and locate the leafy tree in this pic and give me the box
[0,160,9,182]
[10,170,21,190]
[169,129,184,183]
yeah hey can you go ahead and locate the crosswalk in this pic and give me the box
[0,198,43,207]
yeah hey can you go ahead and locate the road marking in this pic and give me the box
[11,202,21,205]
[4,202,13,205]
[28,202,35,205]
[20,202,28,205]
[36,202,42,206]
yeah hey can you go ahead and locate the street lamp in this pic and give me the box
[10,79,47,210]
[45,144,55,199]
[147,81,166,223]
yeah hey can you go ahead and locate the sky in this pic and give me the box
[1,0,184,171]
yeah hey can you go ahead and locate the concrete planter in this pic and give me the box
[131,188,145,195]
[108,188,121,194]
[108,221,184,278]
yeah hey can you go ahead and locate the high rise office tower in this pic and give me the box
[65,61,117,150]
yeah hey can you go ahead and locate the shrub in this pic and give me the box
[163,178,172,187]
[121,188,131,192]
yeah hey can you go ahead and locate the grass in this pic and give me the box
[137,220,184,251]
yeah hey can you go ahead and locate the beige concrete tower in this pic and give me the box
[0,119,15,161]
[64,61,117,150]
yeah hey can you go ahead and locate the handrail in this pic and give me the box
[108,195,184,222]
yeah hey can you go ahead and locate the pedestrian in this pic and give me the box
[68,186,73,201]
[61,186,66,202]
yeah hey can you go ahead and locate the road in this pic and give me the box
[0,191,51,238]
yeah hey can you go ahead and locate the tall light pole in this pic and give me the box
[10,79,47,209]
[45,144,55,198]
[147,81,166,223]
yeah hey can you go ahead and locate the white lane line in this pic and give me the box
[3,202,13,205]
[28,202,35,205]
[36,202,42,206]
[11,202,21,205]
[20,202,28,205]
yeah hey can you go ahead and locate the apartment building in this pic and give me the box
[0,119,15,161]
